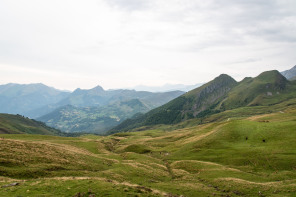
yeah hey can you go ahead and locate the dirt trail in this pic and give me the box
[178,123,226,145]
[172,160,243,173]
[247,113,274,121]
[136,124,214,144]
[0,177,23,183]
[216,177,290,186]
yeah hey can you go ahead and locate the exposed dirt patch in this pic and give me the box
[247,114,274,121]
[178,123,226,145]
[216,177,286,186]
[172,160,243,173]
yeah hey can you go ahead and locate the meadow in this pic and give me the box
[1,102,296,196]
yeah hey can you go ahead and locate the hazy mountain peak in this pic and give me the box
[72,85,104,95]
[281,65,296,80]
[91,85,104,91]
[72,88,84,94]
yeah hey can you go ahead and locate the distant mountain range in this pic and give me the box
[36,88,184,134]
[109,69,296,133]
[1,65,295,135]
[0,83,184,134]
[0,83,184,117]
[56,86,184,109]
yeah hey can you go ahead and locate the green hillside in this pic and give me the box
[110,70,296,133]
[0,113,63,135]
[219,70,294,109]
[1,103,296,196]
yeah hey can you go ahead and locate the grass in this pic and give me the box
[1,105,296,196]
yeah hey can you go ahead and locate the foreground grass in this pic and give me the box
[1,107,296,196]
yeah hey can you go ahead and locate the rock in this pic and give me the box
[1,182,20,188]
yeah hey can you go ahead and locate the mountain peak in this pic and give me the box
[257,70,287,83]
[92,85,104,91]
[214,74,237,83]
[89,85,105,95]
[184,74,237,102]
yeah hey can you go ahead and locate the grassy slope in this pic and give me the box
[290,76,296,81]
[0,114,62,135]
[1,103,296,196]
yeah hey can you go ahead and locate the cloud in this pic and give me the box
[229,58,262,65]
[0,0,295,90]
[105,0,151,11]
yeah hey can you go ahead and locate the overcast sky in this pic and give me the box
[0,0,295,91]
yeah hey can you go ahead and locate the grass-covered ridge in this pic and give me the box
[1,104,296,196]
[0,113,63,135]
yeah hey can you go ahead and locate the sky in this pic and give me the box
[0,0,295,91]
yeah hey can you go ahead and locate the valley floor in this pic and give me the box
[1,108,296,196]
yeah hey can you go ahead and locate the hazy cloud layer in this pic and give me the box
[0,0,295,90]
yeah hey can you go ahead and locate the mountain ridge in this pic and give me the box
[109,70,296,133]
[109,74,237,133]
